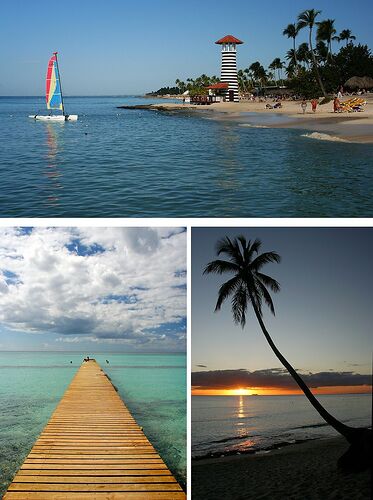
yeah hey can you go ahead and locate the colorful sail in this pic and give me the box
[46,53,63,111]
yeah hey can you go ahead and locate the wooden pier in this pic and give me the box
[4,360,186,499]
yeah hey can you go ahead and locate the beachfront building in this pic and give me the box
[215,35,243,102]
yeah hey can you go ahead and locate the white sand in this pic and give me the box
[152,96,373,143]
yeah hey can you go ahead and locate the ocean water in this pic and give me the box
[0,351,186,496]
[1,96,373,217]
[192,394,371,458]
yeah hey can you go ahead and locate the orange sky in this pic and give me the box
[192,385,372,396]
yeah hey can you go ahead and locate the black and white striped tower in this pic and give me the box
[215,35,243,102]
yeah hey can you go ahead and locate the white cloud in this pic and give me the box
[0,227,186,350]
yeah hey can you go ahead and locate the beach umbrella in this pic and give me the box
[344,76,373,89]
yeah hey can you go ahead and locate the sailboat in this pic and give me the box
[29,52,78,121]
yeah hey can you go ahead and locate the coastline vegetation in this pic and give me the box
[149,9,373,99]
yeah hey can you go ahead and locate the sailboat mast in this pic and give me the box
[54,52,65,116]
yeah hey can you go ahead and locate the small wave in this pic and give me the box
[208,433,252,445]
[301,132,347,142]
[293,422,328,430]
[240,123,269,129]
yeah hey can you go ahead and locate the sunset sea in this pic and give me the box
[1,96,373,217]
[192,394,371,458]
[0,352,186,496]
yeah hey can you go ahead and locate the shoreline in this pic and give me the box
[119,96,373,144]
[192,436,371,499]
[192,436,319,461]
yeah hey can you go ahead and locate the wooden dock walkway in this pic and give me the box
[4,360,186,499]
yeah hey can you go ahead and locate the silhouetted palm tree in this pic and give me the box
[338,29,356,46]
[297,9,327,96]
[204,235,365,448]
[283,23,299,68]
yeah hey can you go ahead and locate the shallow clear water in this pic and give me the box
[192,394,371,458]
[0,351,186,495]
[1,96,373,217]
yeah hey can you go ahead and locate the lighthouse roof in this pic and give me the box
[215,35,243,45]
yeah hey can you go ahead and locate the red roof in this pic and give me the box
[215,35,243,45]
[206,83,229,89]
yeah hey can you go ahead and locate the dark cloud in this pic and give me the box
[196,364,207,368]
[192,368,372,390]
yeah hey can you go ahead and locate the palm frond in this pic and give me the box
[256,272,280,293]
[255,278,276,315]
[203,259,239,275]
[251,251,281,271]
[216,236,244,267]
[215,236,233,256]
[215,276,241,311]
[231,285,248,327]
[248,238,262,260]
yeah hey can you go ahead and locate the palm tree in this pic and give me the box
[286,49,297,66]
[244,68,254,88]
[297,9,327,96]
[316,19,337,60]
[269,58,285,86]
[315,41,328,65]
[249,61,267,89]
[237,69,249,95]
[338,29,356,46]
[297,42,312,69]
[204,235,366,447]
[283,23,299,68]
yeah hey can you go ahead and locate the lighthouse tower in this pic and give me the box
[215,35,243,102]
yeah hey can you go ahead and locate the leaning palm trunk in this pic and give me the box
[309,30,327,96]
[249,293,360,443]
[293,38,298,69]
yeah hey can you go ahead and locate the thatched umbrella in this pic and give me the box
[344,76,373,89]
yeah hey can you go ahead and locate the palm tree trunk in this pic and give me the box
[293,37,298,69]
[249,297,359,443]
[309,29,327,96]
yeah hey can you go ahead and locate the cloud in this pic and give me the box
[0,227,186,350]
[192,368,371,389]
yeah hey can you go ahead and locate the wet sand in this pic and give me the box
[192,437,371,499]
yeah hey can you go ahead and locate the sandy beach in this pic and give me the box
[146,95,373,143]
[192,437,371,499]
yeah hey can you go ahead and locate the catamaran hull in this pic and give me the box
[29,114,78,121]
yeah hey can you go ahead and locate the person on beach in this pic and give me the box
[301,100,307,114]
[333,97,341,113]
[311,99,318,113]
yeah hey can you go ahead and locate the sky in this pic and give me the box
[192,227,373,395]
[1,0,372,95]
[0,227,186,352]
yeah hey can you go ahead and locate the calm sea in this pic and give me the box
[192,394,371,458]
[0,351,186,496]
[1,96,373,217]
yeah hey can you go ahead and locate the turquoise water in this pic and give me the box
[192,394,371,458]
[1,96,373,217]
[0,351,186,495]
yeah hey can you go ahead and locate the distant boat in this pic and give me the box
[29,52,78,121]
